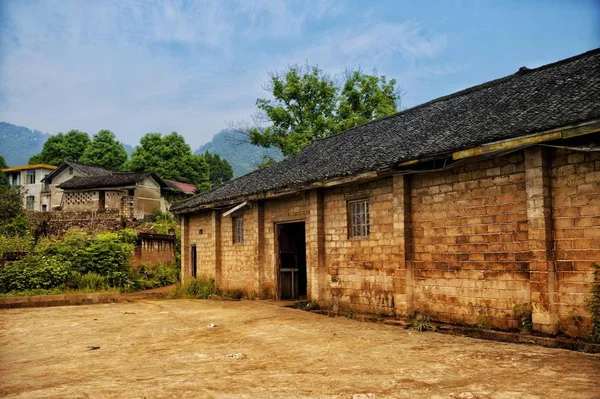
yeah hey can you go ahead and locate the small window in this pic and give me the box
[233,216,244,244]
[348,199,370,238]
[26,196,35,210]
[69,167,73,175]
[42,204,47,212]
[27,169,36,184]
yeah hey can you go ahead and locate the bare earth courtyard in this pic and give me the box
[1,300,599,399]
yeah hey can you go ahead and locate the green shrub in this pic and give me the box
[410,313,434,332]
[0,254,71,292]
[0,234,34,257]
[120,228,138,245]
[0,215,31,237]
[70,272,109,291]
[107,271,133,289]
[172,276,215,299]
[84,235,133,275]
[151,263,179,286]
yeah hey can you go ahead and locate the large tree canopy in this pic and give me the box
[204,151,233,187]
[247,65,400,156]
[128,132,210,189]
[28,130,91,165]
[80,130,128,170]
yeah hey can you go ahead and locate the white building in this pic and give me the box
[1,164,57,212]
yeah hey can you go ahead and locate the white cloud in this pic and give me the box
[0,0,455,149]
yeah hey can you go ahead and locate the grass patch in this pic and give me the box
[171,276,215,299]
[410,313,434,332]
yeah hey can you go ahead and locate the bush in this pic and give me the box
[84,233,133,275]
[0,254,71,292]
[172,276,215,299]
[120,228,138,245]
[0,234,34,257]
[70,272,109,291]
[152,263,179,286]
[0,215,31,237]
[41,230,134,276]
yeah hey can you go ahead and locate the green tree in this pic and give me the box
[204,152,233,186]
[28,130,90,165]
[80,130,128,170]
[128,132,210,189]
[0,186,23,224]
[247,65,400,156]
[335,70,399,132]
[0,155,8,186]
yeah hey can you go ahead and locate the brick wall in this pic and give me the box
[323,179,397,314]
[220,207,258,293]
[181,146,599,337]
[551,148,600,336]
[263,194,311,298]
[411,153,530,328]
[131,234,176,269]
[186,212,217,279]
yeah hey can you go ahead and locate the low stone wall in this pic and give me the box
[131,233,176,268]
[0,288,173,309]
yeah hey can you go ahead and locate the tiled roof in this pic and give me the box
[172,48,600,213]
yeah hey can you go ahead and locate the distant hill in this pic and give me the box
[123,144,134,157]
[0,122,50,166]
[0,122,134,167]
[196,130,282,177]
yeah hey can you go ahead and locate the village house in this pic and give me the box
[172,49,600,337]
[42,162,195,218]
[1,164,57,212]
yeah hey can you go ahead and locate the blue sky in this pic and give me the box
[0,0,598,149]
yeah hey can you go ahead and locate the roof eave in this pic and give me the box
[172,119,600,215]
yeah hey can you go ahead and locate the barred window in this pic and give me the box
[26,196,35,210]
[233,216,244,244]
[348,199,370,237]
[27,169,36,184]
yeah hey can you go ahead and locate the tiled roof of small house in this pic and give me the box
[57,172,159,189]
[42,161,112,183]
[171,48,600,214]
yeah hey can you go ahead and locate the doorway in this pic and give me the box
[277,222,307,300]
[98,191,106,210]
[191,244,197,278]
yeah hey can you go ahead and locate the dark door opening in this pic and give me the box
[191,244,197,278]
[98,191,106,210]
[277,222,306,300]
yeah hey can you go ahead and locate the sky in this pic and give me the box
[0,0,599,150]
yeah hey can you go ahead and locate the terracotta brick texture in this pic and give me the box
[181,148,600,337]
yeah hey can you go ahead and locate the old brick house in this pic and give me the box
[172,49,600,337]
[42,161,195,218]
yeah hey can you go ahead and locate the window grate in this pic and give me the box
[348,199,370,237]
[233,216,244,244]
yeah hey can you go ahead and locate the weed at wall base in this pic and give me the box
[171,276,215,299]
[587,262,600,343]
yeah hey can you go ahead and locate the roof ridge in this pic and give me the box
[303,47,600,150]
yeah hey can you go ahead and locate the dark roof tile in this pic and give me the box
[172,48,600,213]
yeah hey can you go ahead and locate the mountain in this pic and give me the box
[0,122,51,166]
[196,130,283,177]
[123,144,134,157]
[0,122,135,167]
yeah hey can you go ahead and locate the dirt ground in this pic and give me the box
[1,300,599,399]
